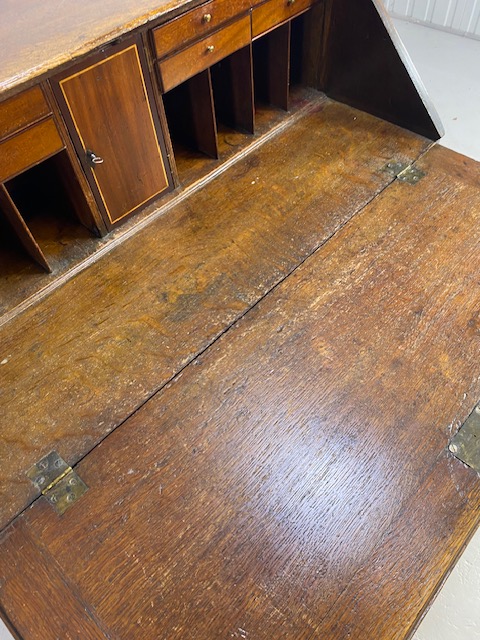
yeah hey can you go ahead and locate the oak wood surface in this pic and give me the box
[0,0,206,98]
[55,40,172,226]
[0,519,109,639]
[0,91,318,320]
[0,99,429,530]
[0,144,479,639]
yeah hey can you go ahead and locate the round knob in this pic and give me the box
[203,13,212,23]
[86,150,104,165]
[287,0,296,5]
[206,45,215,53]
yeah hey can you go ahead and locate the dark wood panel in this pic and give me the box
[0,117,64,183]
[0,184,50,271]
[253,23,291,111]
[321,0,443,140]
[56,40,172,226]
[2,145,479,639]
[158,16,251,92]
[0,519,107,639]
[0,85,50,141]
[0,99,429,529]
[152,0,251,59]
[162,70,219,160]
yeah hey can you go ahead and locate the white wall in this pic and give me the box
[384,0,480,38]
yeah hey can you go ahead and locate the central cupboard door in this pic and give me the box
[54,39,173,228]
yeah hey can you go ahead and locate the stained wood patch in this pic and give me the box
[1,145,479,639]
[0,100,429,529]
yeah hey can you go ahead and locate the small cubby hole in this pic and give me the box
[2,152,95,272]
[253,9,324,122]
[162,45,254,184]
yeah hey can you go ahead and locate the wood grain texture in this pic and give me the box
[0,519,109,639]
[0,0,207,97]
[152,0,251,59]
[0,99,429,529]
[158,16,252,92]
[55,40,172,226]
[1,144,479,639]
[0,118,64,183]
[0,85,50,142]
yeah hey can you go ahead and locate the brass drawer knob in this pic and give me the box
[203,13,212,23]
[287,0,296,5]
[206,45,215,53]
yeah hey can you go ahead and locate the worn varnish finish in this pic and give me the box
[1,145,479,638]
[0,0,206,97]
[0,100,429,530]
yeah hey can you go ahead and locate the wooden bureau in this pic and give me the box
[0,0,441,316]
[3,2,478,640]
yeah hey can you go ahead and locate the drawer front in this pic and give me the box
[158,15,251,93]
[0,117,64,183]
[0,86,51,142]
[153,0,251,60]
[252,0,315,37]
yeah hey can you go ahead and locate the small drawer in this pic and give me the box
[153,0,251,59]
[0,117,64,183]
[158,15,252,93]
[252,0,315,38]
[0,86,51,142]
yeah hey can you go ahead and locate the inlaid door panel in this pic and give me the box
[54,39,172,227]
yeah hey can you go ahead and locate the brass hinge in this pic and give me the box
[448,403,480,473]
[27,451,88,515]
[383,161,425,184]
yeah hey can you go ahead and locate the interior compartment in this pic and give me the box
[253,7,324,122]
[161,45,254,184]
[3,152,94,270]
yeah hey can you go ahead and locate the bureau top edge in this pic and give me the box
[0,0,228,99]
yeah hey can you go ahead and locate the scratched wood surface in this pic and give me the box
[1,145,479,639]
[0,0,206,97]
[0,100,429,530]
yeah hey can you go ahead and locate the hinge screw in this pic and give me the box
[449,443,458,454]
[475,405,480,415]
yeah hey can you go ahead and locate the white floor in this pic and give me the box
[392,18,480,640]
[1,16,480,640]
